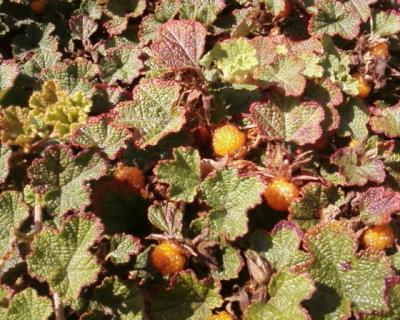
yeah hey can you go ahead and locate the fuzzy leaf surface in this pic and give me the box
[151,20,207,70]
[304,221,392,320]
[178,0,226,26]
[200,169,264,240]
[151,271,222,320]
[244,271,315,320]
[330,147,385,187]
[370,105,400,138]
[0,288,52,320]
[28,146,107,215]
[0,145,11,184]
[106,234,141,265]
[352,187,400,225]
[0,192,29,260]
[250,96,324,145]
[27,215,102,304]
[309,0,360,40]
[372,11,400,37]
[71,117,131,160]
[155,147,201,202]
[113,80,184,147]
[250,222,311,272]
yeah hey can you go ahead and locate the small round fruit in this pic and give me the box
[150,242,186,276]
[208,311,233,320]
[361,224,395,251]
[369,42,389,59]
[353,73,371,98]
[113,164,145,190]
[263,177,300,212]
[30,0,46,14]
[212,124,246,157]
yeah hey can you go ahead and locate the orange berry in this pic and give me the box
[30,0,46,14]
[208,311,233,320]
[212,124,246,157]
[361,224,395,251]
[150,242,186,276]
[369,42,389,59]
[113,164,145,190]
[353,73,371,98]
[263,177,300,212]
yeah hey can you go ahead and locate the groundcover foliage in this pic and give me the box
[0,0,400,319]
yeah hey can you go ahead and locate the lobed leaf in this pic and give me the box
[250,95,324,145]
[106,234,142,265]
[0,288,52,320]
[113,79,184,147]
[71,116,131,160]
[28,145,107,215]
[155,147,201,203]
[200,168,264,240]
[370,104,400,138]
[27,215,103,304]
[244,270,315,320]
[352,187,400,225]
[148,201,183,238]
[372,10,400,37]
[151,271,222,320]
[151,20,207,71]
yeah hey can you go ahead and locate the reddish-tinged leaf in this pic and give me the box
[370,104,400,138]
[330,147,386,186]
[352,187,400,225]
[250,95,324,145]
[151,20,207,70]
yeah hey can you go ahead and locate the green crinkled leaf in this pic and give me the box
[250,95,324,145]
[0,191,29,259]
[94,276,145,320]
[28,145,107,215]
[289,183,340,230]
[352,187,400,225]
[330,147,385,187]
[0,288,52,320]
[348,0,375,22]
[148,201,183,238]
[300,53,324,78]
[309,0,360,40]
[0,145,11,184]
[363,278,400,320]
[304,221,393,320]
[151,20,206,71]
[155,0,179,21]
[114,79,184,147]
[392,253,400,274]
[254,55,306,96]
[27,215,102,304]
[106,234,141,265]
[23,50,61,78]
[200,168,264,240]
[204,37,258,84]
[385,152,400,188]
[104,0,146,35]
[370,104,400,138]
[250,221,311,272]
[372,11,400,37]
[338,97,369,139]
[263,0,288,16]
[71,117,131,160]
[214,245,243,281]
[320,36,359,96]
[244,270,315,320]
[178,0,226,26]
[100,45,143,84]
[155,147,201,203]
[151,271,222,320]
[42,58,97,95]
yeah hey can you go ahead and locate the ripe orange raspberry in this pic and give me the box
[150,242,186,276]
[212,124,246,157]
[361,224,395,251]
[353,73,371,98]
[263,177,300,212]
[369,42,389,59]
[113,164,145,191]
[208,311,233,320]
[30,0,46,14]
